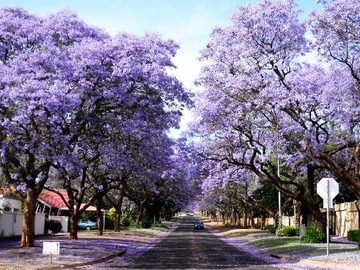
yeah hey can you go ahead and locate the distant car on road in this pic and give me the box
[77,219,97,230]
[194,220,204,230]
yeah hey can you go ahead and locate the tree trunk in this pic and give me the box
[164,209,172,221]
[244,208,248,228]
[293,199,301,229]
[108,185,125,232]
[21,191,36,247]
[154,209,160,224]
[232,208,237,226]
[136,205,143,226]
[95,198,103,236]
[261,215,266,230]
[114,209,122,232]
[136,199,147,226]
[305,164,325,229]
[69,214,79,240]
[248,212,254,228]
[143,205,149,222]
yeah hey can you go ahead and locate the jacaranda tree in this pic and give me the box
[0,7,107,246]
[192,0,360,227]
[0,8,191,246]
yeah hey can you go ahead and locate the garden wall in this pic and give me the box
[335,200,360,237]
[211,200,360,237]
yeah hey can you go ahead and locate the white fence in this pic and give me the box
[0,212,69,237]
[0,211,45,237]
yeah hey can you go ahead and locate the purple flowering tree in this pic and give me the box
[48,32,191,239]
[106,137,196,229]
[191,0,360,228]
[191,0,313,225]
[0,8,106,246]
[0,8,191,245]
[307,0,360,193]
[124,134,188,225]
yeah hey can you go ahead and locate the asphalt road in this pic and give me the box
[126,216,283,269]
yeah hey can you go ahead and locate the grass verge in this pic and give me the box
[98,221,175,237]
[248,236,359,257]
[205,221,359,259]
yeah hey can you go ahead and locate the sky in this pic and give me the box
[0,0,321,133]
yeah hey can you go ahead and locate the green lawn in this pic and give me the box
[207,223,359,258]
[99,222,174,237]
[248,236,359,257]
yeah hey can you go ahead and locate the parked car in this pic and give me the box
[77,219,98,230]
[194,220,204,230]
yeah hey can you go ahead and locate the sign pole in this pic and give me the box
[317,177,339,257]
[278,158,281,226]
[326,179,329,256]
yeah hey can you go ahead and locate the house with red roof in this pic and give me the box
[1,188,103,236]
[37,189,98,216]
[1,188,97,216]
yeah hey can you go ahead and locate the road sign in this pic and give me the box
[43,241,60,255]
[316,177,339,208]
[316,177,339,256]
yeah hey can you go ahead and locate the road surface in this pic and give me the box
[126,216,283,269]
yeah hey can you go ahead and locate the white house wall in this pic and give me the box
[0,197,22,212]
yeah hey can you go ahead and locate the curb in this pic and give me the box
[37,248,127,270]
[270,253,360,270]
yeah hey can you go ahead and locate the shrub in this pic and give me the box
[224,220,233,227]
[276,226,299,237]
[300,226,325,243]
[121,217,131,227]
[347,230,360,242]
[253,223,261,229]
[266,224,276,234]
[48,219,62,234]
[141,220,152,228]
[131,220,140,228]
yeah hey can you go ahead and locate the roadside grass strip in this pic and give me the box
[98,222,175,237]
[219,229,266,237]
[247,237,359,257]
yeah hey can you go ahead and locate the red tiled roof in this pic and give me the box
[1,188,68,208]
[39,189,98,211]
[0,188,11,196]
[39,189,69,209]
[1,188,98,212]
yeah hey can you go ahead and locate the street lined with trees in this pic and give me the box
[1,0,359,251]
